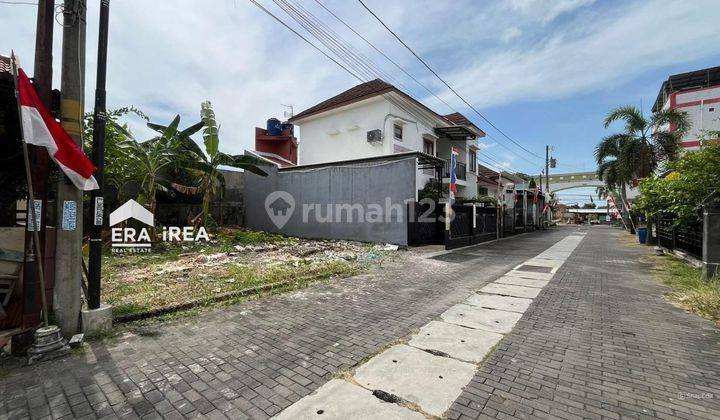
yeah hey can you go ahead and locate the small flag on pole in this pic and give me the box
[449,148,458,198]
[15,66,98,190]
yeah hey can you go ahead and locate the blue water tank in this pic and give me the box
[267,118,282,136]
[281,122,294,135]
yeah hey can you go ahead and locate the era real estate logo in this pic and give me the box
[109,199,209,253]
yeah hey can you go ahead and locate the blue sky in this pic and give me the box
[2,0,719,204]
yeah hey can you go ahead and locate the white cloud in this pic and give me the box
[431,0,720,109]
[1,0,719,160]
[501,27,523,43]
[506,0,596,23]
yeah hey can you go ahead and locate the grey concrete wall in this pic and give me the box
[245,158,417,245]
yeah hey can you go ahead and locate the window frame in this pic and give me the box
[393,123,403,141]
[468,149,478,173]
[423,138,435,156]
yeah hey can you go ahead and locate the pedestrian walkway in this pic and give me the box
[273,231,586,418]
[0,229,571,420]
[447,226,720,419]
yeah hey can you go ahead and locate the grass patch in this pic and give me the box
[228,230,288,246]
[652,254,720,322]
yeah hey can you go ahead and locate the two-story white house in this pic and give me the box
[287,79,485,199]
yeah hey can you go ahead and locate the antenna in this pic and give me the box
[281,103,294,119]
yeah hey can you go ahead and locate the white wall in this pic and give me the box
[662,86,720,149]
[296,94,442,165]
[294,92,481,199]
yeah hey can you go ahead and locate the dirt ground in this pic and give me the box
[101,229,405,317]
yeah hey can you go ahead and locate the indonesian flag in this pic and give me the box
[17,68,98,190]
[449,148,458,194]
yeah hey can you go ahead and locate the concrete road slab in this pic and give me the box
[495,276,549,288]
[480,283,541,298]
[408,321,504,363]
[273,379,424,420]
[353,345,476,417]
[505,270,553,280]
[522,258,561,267]
[441,304,522,333]
[465,293,533,313]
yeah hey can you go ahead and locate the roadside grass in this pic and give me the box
[100,228,387,321]
[650,254,720,323]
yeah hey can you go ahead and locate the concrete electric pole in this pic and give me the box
[54,0,87,337]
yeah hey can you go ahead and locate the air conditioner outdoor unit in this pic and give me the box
[367,129,382,144]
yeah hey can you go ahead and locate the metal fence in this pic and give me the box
[407,201,442,245]
[445,204,498,249]
[656,217,703,259]
[443,160,467,181]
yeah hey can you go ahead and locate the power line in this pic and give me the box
[248,0,364,82]
[356,0,544,162]
[0,0,37,4]
[250,0,536,180]
[311,0,544,171]
[313,0,453,113]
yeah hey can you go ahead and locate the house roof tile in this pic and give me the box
[289,79,393,122]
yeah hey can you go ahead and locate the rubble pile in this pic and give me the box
[103,232,403,310]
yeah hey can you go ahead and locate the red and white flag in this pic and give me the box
[17,67,98,190]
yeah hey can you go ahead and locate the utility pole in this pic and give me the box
[546,145,550,225]
[545,146,550,194]
[87,0,110,310]
[496,171,501,241]
[55,0,87,337]
[14,0,55,356]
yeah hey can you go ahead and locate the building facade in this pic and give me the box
[287,79,485,199]
[654,66,720,150]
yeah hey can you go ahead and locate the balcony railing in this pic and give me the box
[443,160,467,181]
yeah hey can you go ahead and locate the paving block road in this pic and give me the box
[1,226,719,419]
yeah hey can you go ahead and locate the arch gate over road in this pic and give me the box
[542,172,604,192]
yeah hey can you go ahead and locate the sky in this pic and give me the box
[2,0,720,204]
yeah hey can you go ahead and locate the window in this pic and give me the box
[393,123,403,141]
[468,150,477,173]
[478,187,488,196]
[423,139,435,156]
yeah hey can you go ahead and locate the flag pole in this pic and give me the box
[11,52,49,328]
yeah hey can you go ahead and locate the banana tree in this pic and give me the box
[119,115,204,214]
[176,101,267,225]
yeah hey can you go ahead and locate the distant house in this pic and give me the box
[653,66,720,150]
[287,79,486,199]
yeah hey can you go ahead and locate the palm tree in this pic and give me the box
[119,115,204,214]
[602,105,690,178]
[176,101,268,225]
[595,133,633,230]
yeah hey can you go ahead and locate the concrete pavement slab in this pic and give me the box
[353,345,476,417]
[273,379,424,420]
[440,304,522,333]
[505,270,553,280]
[408,321,504,363]
[465,293,533,313]
[495,276,549,288]
[479,283,542,298]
